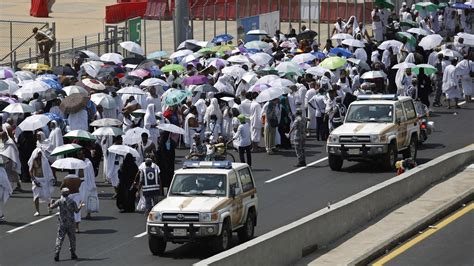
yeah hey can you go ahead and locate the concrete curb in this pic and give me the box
[352,189,474,266]
[195,144,474,266]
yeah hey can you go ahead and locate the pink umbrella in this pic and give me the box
[208,58,228,69]
[183,75,209,86]
[248,83,270,92]
[129,69,150,78]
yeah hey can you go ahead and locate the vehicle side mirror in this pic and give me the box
[230,186,236,198]
[396,117,401,125]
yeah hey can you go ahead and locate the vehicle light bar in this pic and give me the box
[357,94,398,101]
[183,160,232,169]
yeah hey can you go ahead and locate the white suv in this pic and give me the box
[146,161,258,256]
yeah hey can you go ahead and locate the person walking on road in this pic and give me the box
[136,158,162,215]
[288,108,307,167]
[48,187,84,262]
[232,114,252,167]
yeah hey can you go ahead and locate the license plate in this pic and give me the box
[347,149,360,155]
[173,228,187,236]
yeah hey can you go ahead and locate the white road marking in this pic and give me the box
[459,101,467,106]
[265,157,328,184]
[134,231,147,238]
[7,213,59,234]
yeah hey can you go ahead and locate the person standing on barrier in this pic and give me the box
[33,27,55,66]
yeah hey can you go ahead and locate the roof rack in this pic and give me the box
[357,94,398,101]
[183,160,232,169]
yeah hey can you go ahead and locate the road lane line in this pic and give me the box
[7,213,59,234]
[459,101,466,106]
[372,203,474,266]
[265,157,328,184]
[134,231,147,238]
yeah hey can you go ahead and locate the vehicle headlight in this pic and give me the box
[148,211,162,222]
[200,212,219,222]
[328,134,339,143]
[370,135,387,143]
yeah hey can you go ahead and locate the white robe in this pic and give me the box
[68,109,89,131]
[443,65,461,99]
[144,104,159,146]
[77,159,99,213]
[305,89,317,130]
[28,148,54,202]
[456,59,473,96]
[48,127,63,150]
[0,165,12,205]
[106,153,122,187]
[250,100,263,143]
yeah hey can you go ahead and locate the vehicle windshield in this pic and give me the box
[345,104,393,123]
[169,174,227,197]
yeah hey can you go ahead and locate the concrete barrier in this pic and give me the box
[195,144,474,266]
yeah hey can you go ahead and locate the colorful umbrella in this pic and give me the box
[51,144,83,156]
[411,64,437,75]
[161,64,186,73]
[183,75,209,86]
[22,63,50,71]
[319,57,347,70]
[329,47,352,57]
[82,78,105,91]
[212,34,234,44]
[0,69,14,79]
[164,89,191,106]
[147,51,168,59]
[400,20,417,28]
[396,32,416,46]
[129,69,150,78]
[415,2,438,12]
[248,83,270,92]
[374,0,394,10]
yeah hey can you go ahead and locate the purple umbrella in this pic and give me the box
[0,69,14,79]
[183,75,209,86]
[0,96,18,104]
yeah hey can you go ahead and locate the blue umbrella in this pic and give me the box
[41,78,63,90]
[451,3,471,9]
[329,47,352,58]
[44,112,65,131]
[38,74,59,81]
[212,34,234,44]
[311,51,326,59]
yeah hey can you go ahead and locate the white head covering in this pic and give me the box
[27,147,54,180]
[204,98,223,123]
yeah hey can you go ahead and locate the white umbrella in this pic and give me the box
[79,50,100,60]
[50,144,83,156]
[242,72,258,85]
[222,65,246,79]
[62,85,89,96]
[331,33,354,40]
[170,49,193,59]
[0,80,19,95]
[81,61,102,78]
[256,87,285,103]
[14,80,49,100]
[82,78,105,91]
[249,53,273,66]
[140,78,168,87]
[64,130,96,141]
[419,34,443,50]
[392,62,416,69]
[157,123,185,135]
[439,49,462,59]
[90,118,122,127]
[2,103,34,113]
[275,61,302,75]
[90,93,116,109]
[116,86,146,95]
[182,52,203,64]
[100,53,123,64]
[108,145,140,158]
[341,39,365,48]
[247,29,268,35]
[407,28,432,36]
[306,66,329,77]
[244,41,272,50]
[123,128,150,145]
[361,71,386,79]
[92,126,124,136]
[52,158,87,170]
[120,41,144,55]
[255,75,280,85]
[269,78,294,87]
[227,55,250,64]
[18,114,51,131]
[14,71,36,81]
[291,53,317,64]
[378,40,403,51]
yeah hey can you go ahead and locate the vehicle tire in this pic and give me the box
[403,136,418,160]
[328,154,343,171]
[211,220,232,253]
[238,211,255,243]
[383,143,398,170]
[148,235,166,256]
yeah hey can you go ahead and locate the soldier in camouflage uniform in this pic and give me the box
[288,108,307,167]
[48,187,84,261]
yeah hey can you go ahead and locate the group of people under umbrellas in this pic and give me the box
[0,0,473,259]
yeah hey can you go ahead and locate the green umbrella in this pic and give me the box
[164,89,191,106]
[51,144,83,157]
[400,20,418,28]
[319,56,347,70]
[198,47,214,54]
[161,64,185,73]
[412,64,437,75]
[255,66,279,76]
[415,2,439,12]
[210,44,235,54]
[396,32,416,46]
[64,130,96,141]
[374,0,394,10]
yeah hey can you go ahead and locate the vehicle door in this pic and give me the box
[402,100,419,145]
[229,171,243,227]
[395,102,408,149]
[237,167,257,224]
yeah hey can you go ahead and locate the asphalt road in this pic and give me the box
[1,102,473,266]
[384,206,474,266]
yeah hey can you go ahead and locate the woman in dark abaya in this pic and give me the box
[18,130,36,182]
[157,131,176,189]
[116,153,138,213]
[277,95,292,149]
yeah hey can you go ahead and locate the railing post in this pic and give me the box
[225,1,228,34]
[29,48,32,64]
[71,38,75,65]
[51,22,56,66]
[213,3,217,38]
[143,19,147,56]
[278,0,281,31]
[327,0,330,41]
[298,0,302,32]
[288,0,291,28]
[363,0,366,26]
[309,0,312,30]
[318,0,321,45]
[98,33,101,55]
[160,10,163,51]
[203,3,206,40]
[85,35,88,50]
[57,41,61,66]
[336,0,339,18]
[10,22,13,67]
[13,51,17,70]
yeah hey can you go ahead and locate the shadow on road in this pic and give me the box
[80,229,117,234]
[85,216,117,221]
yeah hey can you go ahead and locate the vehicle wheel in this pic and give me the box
[211,220,232,253]
[383,143,398,170]
[238,211,255,242]
[148,235,166,256]
[403,136,418,160]
[328,154,343,171]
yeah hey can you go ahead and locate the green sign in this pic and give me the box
[128,17,142,44]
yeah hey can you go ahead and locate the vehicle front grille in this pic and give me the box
[339,135,371,143]
[162,212,200,222]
